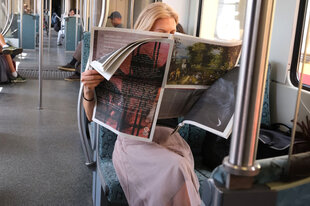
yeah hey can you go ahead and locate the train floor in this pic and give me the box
[0,31,93,205]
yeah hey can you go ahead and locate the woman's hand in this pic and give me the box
[81,69,105,90]
[81,69,105,121]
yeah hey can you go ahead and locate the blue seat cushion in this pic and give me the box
[81,32,91,73]
[195,169,209,196]
[261,63,272,127]
[178,118,207,156]
[98,126,117,159]
[98,158,128,204]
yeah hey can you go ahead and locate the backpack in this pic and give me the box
[0,55,11,83]
[202,124,295,170]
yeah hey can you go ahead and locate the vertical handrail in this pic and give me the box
[129,0,134,29]
[80,0,84,31]
[77,84,95,166]
[19,0,23,48]
[85,0,90,31]
[38,0,43,110]
[48,0,52,49]
[75,0,79,49]
[34,0,37,14]
[98,0,108,27]
[223,0,276,188]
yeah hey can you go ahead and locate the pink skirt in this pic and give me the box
[112,126,201,206]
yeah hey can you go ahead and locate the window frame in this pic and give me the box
[290,0,310,91]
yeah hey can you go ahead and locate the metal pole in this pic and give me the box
[19,0,23,48]
[75,0,79,49]
[38,0,44,110]
[223,0,275,189]
[98,0,107,27]
[48,0,52,49]
[80,0,83,30]
[77,86,95,166]
[130,0,135,29]
[89,0,93,29]
[86,0,90,31]
[34,0,37,14]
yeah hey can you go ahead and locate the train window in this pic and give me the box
[198,0,246,40]
[291,0,310,90]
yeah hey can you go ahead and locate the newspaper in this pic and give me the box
[89,27,242,141]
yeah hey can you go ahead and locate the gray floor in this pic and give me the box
[0,31,93,205]
[16,30,75,79]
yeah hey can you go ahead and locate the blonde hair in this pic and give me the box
[134,2,179,31]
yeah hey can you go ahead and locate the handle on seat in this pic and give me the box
[77,84,96,166]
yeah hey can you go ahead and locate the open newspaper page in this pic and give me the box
[90,27,242,141]
[181,67,239,139]
[92,37,173,142]
[90,27,171,60]
[159,34,242,120]
[91,38,170,80]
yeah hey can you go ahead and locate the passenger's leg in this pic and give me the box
[58,41,82,73]
[4,54,26,82]
[73,42,82,62]
[0,34,7,47]
[113,126,201,206]
[0,34,23,55]
[64,42,82,81]
[4,54,17,73]
[57,30,64,45]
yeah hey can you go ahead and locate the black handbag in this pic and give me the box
[202,123,294,169]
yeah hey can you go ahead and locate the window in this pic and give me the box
[198,0,246,41]
[291,0,310,90]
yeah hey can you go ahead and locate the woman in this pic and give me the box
[81,3,201,206]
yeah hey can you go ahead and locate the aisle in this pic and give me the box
[15,30,75,80]
[0,80,92,206]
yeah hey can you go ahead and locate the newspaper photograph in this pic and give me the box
[181,68,239,138]
[167,34,241,88]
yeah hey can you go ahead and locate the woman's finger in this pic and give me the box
[81,75,104,82]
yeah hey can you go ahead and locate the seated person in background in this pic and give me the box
[108,11,123,28]
[57,9,76,46]
[58,11,123,82]
[0,34,25,83]
[81,3,201,206]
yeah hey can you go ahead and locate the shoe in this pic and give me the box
[64,73,80,81]
[11,74,26,83]
[2,46,23,56]
[58,63,76,72]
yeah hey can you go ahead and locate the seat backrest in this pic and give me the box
[98,126,117,159]
[81,31,91,73]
